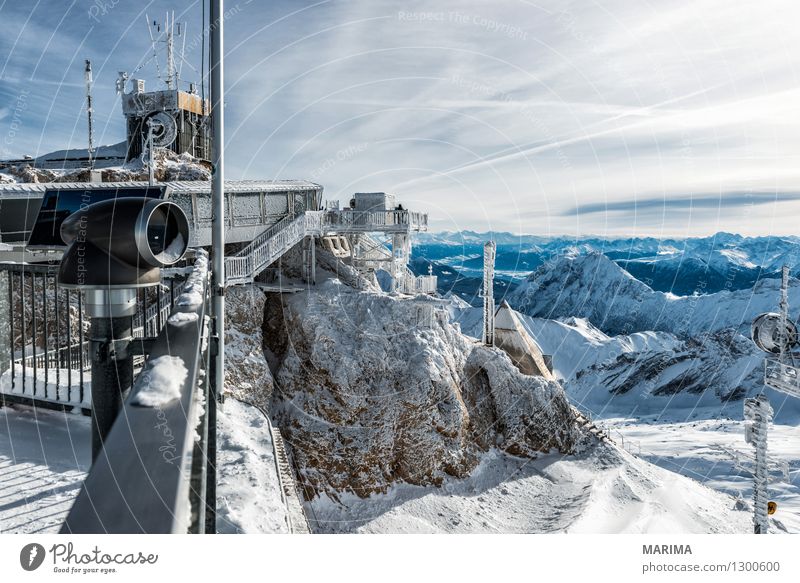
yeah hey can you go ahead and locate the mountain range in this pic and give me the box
[412,231,800,302]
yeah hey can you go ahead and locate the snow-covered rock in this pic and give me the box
[223,286,275,410]
[3,149,210,184]
[451,297,773,411]
[263,282,581,499]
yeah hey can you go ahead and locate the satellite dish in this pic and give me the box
[751,312,798,354]
[146,111,177,148]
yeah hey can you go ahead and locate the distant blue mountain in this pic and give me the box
[411,231,800,299]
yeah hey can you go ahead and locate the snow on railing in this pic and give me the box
[62,251,215,534]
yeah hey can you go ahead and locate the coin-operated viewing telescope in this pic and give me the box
[58,197,190,289]
[58,197,190,460]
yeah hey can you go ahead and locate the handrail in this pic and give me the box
[397,267,438,294]
[61,251,213,534]
[225,212,311,285]
[223,208,429,286]
[322,209,428,232]
[764,358,800,398]
[13,340,91,372]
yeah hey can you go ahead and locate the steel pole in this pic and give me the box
[85,289,136,461]
[211,0,225,397]
[207,0,224,534]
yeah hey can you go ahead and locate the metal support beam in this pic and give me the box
[85,287,136,461]
[205,332,218,534]
[147,123,155,186]
[85,60,95,168]
[310,235,316,285]
[210,0,225,404]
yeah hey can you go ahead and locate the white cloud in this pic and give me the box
[4,0,800,236]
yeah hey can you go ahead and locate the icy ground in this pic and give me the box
[215,399,288,534]
[447,300,800,533]
[308,444,751,533]
[0,406,88,534]
[0,400,289,533]
[603,408,800,533]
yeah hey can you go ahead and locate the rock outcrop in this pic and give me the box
[223,286,275,409]
[262,281,582,499]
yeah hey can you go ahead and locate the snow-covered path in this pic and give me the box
[308,444,751,534]
[604,413,800,533]
[0,405,89,534]
[215,399,289,534]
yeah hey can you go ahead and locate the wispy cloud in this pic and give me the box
[563,191,800,216]
[2,0,800,236]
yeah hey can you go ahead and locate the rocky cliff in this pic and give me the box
[262,284,581,499]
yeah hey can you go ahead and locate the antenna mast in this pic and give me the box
[165,11,176,89]
[779,265,790,364]
[482,240,496,346]
[146,11,182,90]
[85,59,95,168]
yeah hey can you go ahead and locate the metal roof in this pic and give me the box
[0,179,322,196]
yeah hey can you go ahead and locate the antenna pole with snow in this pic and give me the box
[146,121,155,186]
[744,395,773,533]
[165,11,176,90]
[482,240,496,346]
[748,263,799,533]
[779,265,789,364]
[84,60,95,168]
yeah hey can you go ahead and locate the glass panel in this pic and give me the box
[264,192,289,216]
[232,192,263,226]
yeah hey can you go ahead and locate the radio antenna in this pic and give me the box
[84,59,95,168]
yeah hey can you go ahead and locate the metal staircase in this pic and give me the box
[225,212,316,286]
[270,426,312,534]
[223,208,433,290]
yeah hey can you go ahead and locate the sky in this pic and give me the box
[1,0,799,237]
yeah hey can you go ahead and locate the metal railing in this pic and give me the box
[1,262,90,409]
[223,208,429,286]
[225,212,310,285]
[322,209,428,232]
[764,358,800,398]
[1,262,185,411]
[16,341,90,372]
[61,251,216,534]
[397,268,438,295]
